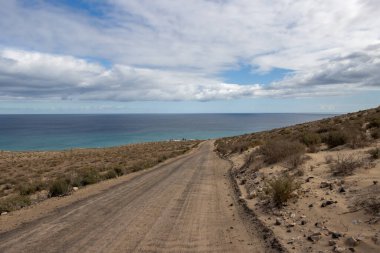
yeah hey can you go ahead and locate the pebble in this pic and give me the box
[331,232,343,239]
[1,211,8,216]
[73,187,79,191]
[329,240,337,246]
[321,200,336,207]
[346,236,360,247]
[275,218,282,225]
[339,186,346,193]
[307,232,322,242]
[334,246,346,253]
[320,182,331,188]
[301,220,307,225]
[290,213,296,218]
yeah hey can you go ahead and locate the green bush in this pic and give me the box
[18,181,46,196]
[79,169,100,186]
[368,148,380,160]
[324,131,349,148]
[260,140,305,164]
[49,179,70,197]
[0,195,31,212]
[301,132,321,147]
[102,169,118,180]
[264,175,301,207]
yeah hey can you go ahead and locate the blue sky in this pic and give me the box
[0,0,379,113]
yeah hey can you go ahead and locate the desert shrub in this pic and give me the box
[368,148,380,160]
[367,118,380,129]
[330,154,363,176]
[102,169,118,180]
[348,132,368,149]
[241,151,257,169]
[371,129,380,139]
[113,167,125,176]
[283,153,305,170]
[324,131,349,148]
[264,175,301,207]
[18,181,46,196]
[230,140,251,154]
[49,179,70,197]
[0,195,31,212]
[79,169,100,186]
[260,140,305,164]
[301,132,321,147]
[356,195,380,215]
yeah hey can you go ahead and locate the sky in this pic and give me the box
[0,0,379,113]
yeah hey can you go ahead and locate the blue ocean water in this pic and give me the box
[0,114,332,151]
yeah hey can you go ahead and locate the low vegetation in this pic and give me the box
[260,140,305,165]
[330,154,363,176]
[0,140,200,212]
[263,175,301,207]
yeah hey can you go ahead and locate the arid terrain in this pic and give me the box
[0,141,268,253]
[0,106,379,253]
[216,106,380,252]
[0,140,199,213]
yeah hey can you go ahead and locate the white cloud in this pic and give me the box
[0,0,379,101]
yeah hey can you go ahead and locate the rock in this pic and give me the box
[307,232,322,242]
[348,248,356,252]
[329,240,337,246]
[373,180,378,185]
[372,234,380,245]
[275,218,282,225]
[287,222,296,228]
[301,220,307,225]
[321,200,336,207]
[1,211,8,216]
[334,246,346,253]
[240,179,246,185]
[339,186,346,193]
[346,236,360,247]
[309,203,314,208]
[73,187,79,191]
[320,182,331,188]
[306,176,314,182]
[331,232,343,239]
[229,203,233,207]
[290,213,296,218]
[257,187,263,192]
[315,222,323,228]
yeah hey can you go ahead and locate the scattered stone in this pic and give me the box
[309,203,314,208]
[331,232,343,239]
[348,248,356,252]
[230,226,234,229]
[1,211,8,216]
[315,222,323,228]
[257,187,263,192]
[373,180,378,185]
[334,246,346,253]
[275,218,282,225]
[240,179,246,185]
[290,213,296,218]
[247,191,257,199]
[346,236,360,247]
[229,203,233,207]
[339,186,346,193]
[73,187,79,191]
[329,184,334,190]
[320,182,331,188]
[307,232,322,242]
[287,222,296,228]
[306,177,314,182]
[286,228,292,233]
[329,240,337,246]
[321,200,336,207]
[301,220,307,225]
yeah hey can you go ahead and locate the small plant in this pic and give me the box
[49,179,70,197]
[283,153,304,170]
[260,140,305,164]
[102,169,118,180]
[264,175,301,207]
[0,195,31,212]
[324,131,349,148]
[18,181,46,196]
[301,132,321,147]
[368,148,380,160]
[330,154,363,176]
[80,169,100,185]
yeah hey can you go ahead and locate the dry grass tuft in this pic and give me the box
[330,154,363,176]
[263,175,301,207]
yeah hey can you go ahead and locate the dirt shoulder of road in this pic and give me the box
[0,142,203,233]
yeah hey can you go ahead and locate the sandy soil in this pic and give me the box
[231,142,380,253]
[0,141,266,253]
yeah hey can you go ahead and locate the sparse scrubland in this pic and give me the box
[0,140,199,212]
[216,105,380,252]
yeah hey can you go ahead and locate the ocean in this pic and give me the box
[0,114,332,151]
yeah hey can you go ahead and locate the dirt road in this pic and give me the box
[0,141,265,252]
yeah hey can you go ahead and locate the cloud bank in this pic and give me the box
[0,0,379,101]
